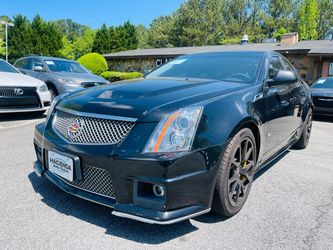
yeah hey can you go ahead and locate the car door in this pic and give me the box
[280,58,305,130]
[263,55,297,157]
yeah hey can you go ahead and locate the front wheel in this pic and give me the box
[293,109,313,149]
[47,86,58,101]
[212,128,257,217]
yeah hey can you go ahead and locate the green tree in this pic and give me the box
[92,24,111,54]
[0,38,5,57]
[8,15,33,61]
[109,26,121,52]
[263,0,297,39]
[53,19,88,41]
[59,36,75,60]
[30,15,63,56]
[31,15,46,54]
[317,0,333,39]
[223,0,266,43]
[73,28,95,58]
[0,16,10,57]
[136,25,150,49]
[274,27,287,41]
[0,26,4,57]
[172,0,225,46]
[147,15,175,48]
[117,21,138,51]
[44,22,63,56]
[298,0,319,40]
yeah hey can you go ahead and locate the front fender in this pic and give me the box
[193,85,265,159]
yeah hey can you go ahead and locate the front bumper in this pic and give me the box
[34,160,209,224]
[33,123,221,224]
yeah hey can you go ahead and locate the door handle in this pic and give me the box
[290,97,297,103]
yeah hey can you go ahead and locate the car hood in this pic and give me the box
[311,88,333,97]
[51,72,108,83]
[0,72,45,87]
[58,78,249,122]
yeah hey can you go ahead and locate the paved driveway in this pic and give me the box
[0,114,332,250]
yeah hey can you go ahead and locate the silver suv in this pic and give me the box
[14,56,109,99]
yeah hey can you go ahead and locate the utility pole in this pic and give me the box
[0,20,14,62]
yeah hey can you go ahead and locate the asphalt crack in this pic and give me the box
[303,186,333,250]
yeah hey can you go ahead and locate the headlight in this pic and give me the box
[38,83,48,92]
[58,78,74,84]
[144,106,203,153]
[45,93,69,122]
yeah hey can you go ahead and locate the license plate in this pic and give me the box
[48,151,74,182]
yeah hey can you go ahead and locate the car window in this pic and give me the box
[44,59,88,73]
[268,56,283,80]
[0,60,20,73]
[311,78,333,89]
[14,59,23,68]
[15,58,33,70]
[146,52,264,83]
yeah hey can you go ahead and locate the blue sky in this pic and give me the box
[1,0,186,28]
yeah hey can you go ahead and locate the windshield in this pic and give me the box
[0,60,19,73]
[312,78,333,89]
[44,59,88,73]
[145,52,264,83]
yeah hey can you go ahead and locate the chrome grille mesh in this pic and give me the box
[60,165,115,198]
[53,109,135,144]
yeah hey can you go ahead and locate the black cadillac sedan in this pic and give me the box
[311,77,333,116]
[33,51,313,224]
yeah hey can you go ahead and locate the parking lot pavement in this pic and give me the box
[0,114,332,250]
[0,113,46,130]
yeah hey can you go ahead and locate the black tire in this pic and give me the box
[48,85,58,101]
[293,109,313,149]
[212,128,257,217]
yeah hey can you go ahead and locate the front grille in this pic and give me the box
[313,96,333,108]
[60,165,115,198]
[0,86,40,108]
[81,82,106,88]
[53,109,135,144]
[0,86,37,96]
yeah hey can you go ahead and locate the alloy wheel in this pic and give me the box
[227,137,255,207]
[306,111,313,142]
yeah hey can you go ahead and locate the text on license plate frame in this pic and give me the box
[48,151,74,182]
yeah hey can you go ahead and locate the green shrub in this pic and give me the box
[100,71,143,82]
[77,52,108,75]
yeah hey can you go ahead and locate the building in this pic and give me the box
[104,33,333,84]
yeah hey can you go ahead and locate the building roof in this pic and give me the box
[104,40,333,59]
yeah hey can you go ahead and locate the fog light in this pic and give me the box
[153,184,165,197]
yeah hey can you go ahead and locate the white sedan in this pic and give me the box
[0,59,51,114]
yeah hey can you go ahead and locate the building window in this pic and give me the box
[329,63,333,76]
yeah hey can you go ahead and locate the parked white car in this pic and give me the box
[0,59,51,114]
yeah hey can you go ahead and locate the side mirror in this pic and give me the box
[267,70,297,86]
[33,65,45,72]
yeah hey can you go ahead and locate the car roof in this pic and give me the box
[18,55,75,62]
[185,50,269,56]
